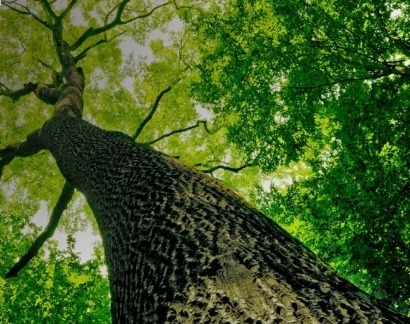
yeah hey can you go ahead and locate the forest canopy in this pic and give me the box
[0,0,409,320]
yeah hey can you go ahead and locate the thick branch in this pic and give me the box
[290,71,392,91]
[0,82,38,102]
[54,67,85,117]
[132,86,172,140]
[0,129,44,180]
[5,182,75,279]
[39,0,59,23]
[34,84,60,105]
[143,120,210,145]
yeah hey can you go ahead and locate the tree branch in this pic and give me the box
[0,154,15,181]
[73,31,127,63]
[70,0,131,51]
[0,129,45,180]
[289,71,392,91]
[4,182,75,279]
[122,1,171,24]
[143,120,210,145]
[0,82,38,102]
[70,1,171,51]
[39,0,59,23]
[59,0,77,20]
[195,162,255,174]
[3,1,51,28]
[132,86,172,140]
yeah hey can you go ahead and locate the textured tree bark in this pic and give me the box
[38,114,408,323]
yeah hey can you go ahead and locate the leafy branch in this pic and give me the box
[5,182,75,279]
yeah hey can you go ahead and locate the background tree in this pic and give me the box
[190,0,409,315]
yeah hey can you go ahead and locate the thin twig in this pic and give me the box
[132,86,172,140]
[143,120,209,145]
[196,162,254,174]
[70,1,171,51]
[3,2,51,28]
[73,31,127,63]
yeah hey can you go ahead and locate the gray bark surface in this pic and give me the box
[39,114,408,323]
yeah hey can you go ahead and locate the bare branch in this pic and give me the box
[73,31,127,63]
[70,1,171,51]
[0,150,16,181]
[3,1,51,28]
[0,82,37,102]
[143,120,210,145]
[70,0,130,50]
[196,162,255,174]
[132,86,172,141]
[5,182,75,279]
[122,1,171,24]
[0,129,45,180]
[39,0,59,22]
[0,79,61,106]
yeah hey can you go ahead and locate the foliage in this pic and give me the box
[0,208,110,323]
[0,0,409,319]
[190,0,410,315]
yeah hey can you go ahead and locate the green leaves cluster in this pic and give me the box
[190,0,409,315]
[0,208,110,323]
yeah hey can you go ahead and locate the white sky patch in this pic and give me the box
[89,67,108,89]
[30,201,101,262]
[274,111,288,124]
[120,18,184,61]
[195,104,214,120]
[121,76,135,91]
[261,176,293,192]
[70,7,87,26]
[1,179,18,199]
[390,9,402,19]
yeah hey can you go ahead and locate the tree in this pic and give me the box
[191,0,410,315]
[0,0,408,322]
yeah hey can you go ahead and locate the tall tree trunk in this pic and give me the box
[37,114,408,323]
